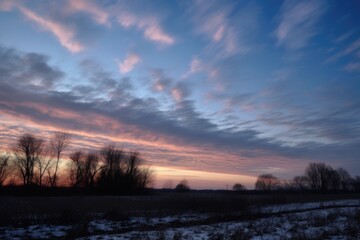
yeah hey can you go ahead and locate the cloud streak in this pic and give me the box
[17,5,85,53]
[326,38,360,63]
[67,0,110,26]
[1,45,360,177]
[117,13,175,46]
[1,0,360,183]
[117,53,141,74]
[276,0,325,50]
[189,1,259,58]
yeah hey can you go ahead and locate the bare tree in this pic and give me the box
[35,149,53,187]
[353,176,360,192]
[98,149,153,192]
[50,132,71,187]
[123,151,145,191]
[68,151,85,187]
[291,176,309,190]
[232,183,246,191]
[337,168,351,190]
[305,163,333,191]
[255,174,280,191]
[100,145,123,186]
[0,154,11,186]
[84,152,102,188]
[328,169,341,191]
[125,151,141,179]
[13,134,44,186]
[137,167,153,190]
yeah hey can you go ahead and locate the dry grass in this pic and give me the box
[0,192,358,227]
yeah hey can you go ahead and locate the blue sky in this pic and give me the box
[0,0,359,188]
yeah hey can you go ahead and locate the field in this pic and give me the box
[0,192,359,239]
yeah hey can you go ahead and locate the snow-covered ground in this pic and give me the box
[0,225,71,239]
[259,199,360,213]
[1,199,359,239]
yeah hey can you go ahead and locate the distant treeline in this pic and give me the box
[0,133,152,194]
[1,133,360,195]
[248,163,360,192]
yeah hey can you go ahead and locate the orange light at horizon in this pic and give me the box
[152,166,257,190]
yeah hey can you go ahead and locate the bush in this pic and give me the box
[175,180,190,192]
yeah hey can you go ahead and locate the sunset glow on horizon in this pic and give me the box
[0,0,359,189]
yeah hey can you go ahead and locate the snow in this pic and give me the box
[0,225,71,239]
[81,201,360,240]
[1,199,359,239]
[259,199,360,214]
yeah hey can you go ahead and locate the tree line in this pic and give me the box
[1,133,359,194]
[252,162,360,192]
[0,133,152,194]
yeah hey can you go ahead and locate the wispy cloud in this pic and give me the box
[189,1,258,58]
[326,38,360,63]
[335,31,354,43]
[116,53,141,74]
[118,13,175,46]
[69,0,176,46]
[151,69,172,92]
[0,0,15,11]
[17,5,84,53]
[1,45,360,177]
[343,62,360,72]
[189,57,203,74]
[171,83,189,102]
[67,0,110,26]
[276,0,325,50]
[184,57,218,79]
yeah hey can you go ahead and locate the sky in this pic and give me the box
[0,0,359,189]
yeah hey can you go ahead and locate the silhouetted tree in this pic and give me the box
[232,183,246,191]
[305,163,333,191]
[49,132,71,187]
[68,151,85,187]
[255,174,280,191]
[328,169,341,191]
[98,145,123,189]
[290,175,309,190]
[352,176,360,192]
[137,167,153,190]
[34,149,53,187]
[337,168,351,190]
[175,179,190,192]
[13,134,44,186]
[84,152,102,188]
[0,154,11,186]
[123,151,151,192]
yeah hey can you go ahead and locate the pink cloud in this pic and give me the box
[184,57,218,79]
[213,25,225,42]
[118,14,175,45]
[68,0,110,26]
[0,0,15,11]
[171,88,183,102]
[189,2,259,59]
[116,53,141,74]
[189,57,203,74]
[276,0,325,50]
[171,84,188,102]
[17,5,84,53]
[154,81,166,92]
